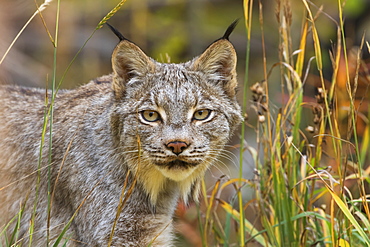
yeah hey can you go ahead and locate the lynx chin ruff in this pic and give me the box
[0,22,241,246]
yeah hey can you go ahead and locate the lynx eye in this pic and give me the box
[193,109,212,121]
[141,110,161,122]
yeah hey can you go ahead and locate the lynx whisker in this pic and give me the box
[121,149,141,154]
[209,158,233,178]
[207,149,239,169]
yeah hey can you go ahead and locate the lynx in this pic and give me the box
[0,22,241,246]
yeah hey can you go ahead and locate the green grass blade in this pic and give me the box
[327,188,370,245]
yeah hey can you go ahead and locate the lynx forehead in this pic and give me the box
[0,21,241,246]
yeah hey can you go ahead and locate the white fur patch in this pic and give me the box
[156,166,197,181]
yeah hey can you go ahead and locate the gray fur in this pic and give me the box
[0,34,241,246]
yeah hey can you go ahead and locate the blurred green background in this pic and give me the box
[1,0,248,89]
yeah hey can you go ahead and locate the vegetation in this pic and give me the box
[1,0,369,246]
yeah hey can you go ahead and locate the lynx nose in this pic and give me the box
[166,141,189,155]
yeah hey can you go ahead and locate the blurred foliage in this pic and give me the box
[0,0,246,89]
[1,0,369,90]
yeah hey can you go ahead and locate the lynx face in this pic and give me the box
[122,65,239,182]
[110,28,241,202]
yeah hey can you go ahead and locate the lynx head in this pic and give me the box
[109,22,242,204]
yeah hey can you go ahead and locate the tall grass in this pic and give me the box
[197,0,370,246]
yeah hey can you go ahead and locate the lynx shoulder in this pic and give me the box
[0,22,241,246]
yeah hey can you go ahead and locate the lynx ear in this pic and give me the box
[111,40,155,98]
[191,21,238,97]
[191,39,237,97]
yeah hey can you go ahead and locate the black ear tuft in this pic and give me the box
[106,23,126,41]
[222,19,239,40]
